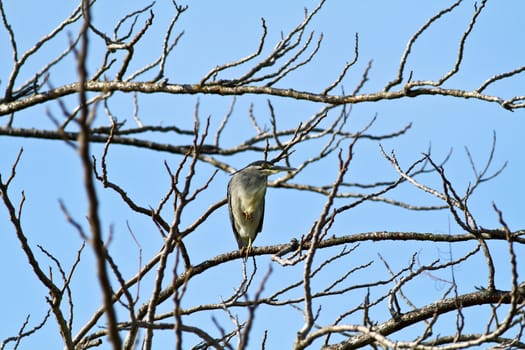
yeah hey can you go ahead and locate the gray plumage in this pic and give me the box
[227,161,295,249]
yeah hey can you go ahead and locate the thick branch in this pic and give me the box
[0,80,517,116]
[324,289,524,349]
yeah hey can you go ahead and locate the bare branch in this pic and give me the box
[477,65,525,93]
[200,18,268,85]
[322,33,359,95]
[384,0,462,92]
[406,0,488,88]
[77,1,121,348]
[0,312,51,350]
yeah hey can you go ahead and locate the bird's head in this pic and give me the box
[244,160,296,176]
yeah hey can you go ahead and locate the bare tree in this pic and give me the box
[1,1,524,349]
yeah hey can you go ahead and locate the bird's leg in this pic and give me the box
[242,238,253,259]
[245,244,251,259]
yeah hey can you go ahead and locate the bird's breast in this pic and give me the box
[239,187,265,218]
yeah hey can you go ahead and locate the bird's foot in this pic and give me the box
[240,244,252,260]
[242,211,252,221]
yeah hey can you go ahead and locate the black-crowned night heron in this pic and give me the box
[227,160,295,252]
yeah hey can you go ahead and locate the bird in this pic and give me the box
[227,160,295,255]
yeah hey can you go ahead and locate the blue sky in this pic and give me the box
[1,1,524,348]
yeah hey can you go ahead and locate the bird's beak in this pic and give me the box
[268,165,296,174]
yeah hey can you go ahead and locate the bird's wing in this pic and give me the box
[227,178,243,248]
[256,197,264,233]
